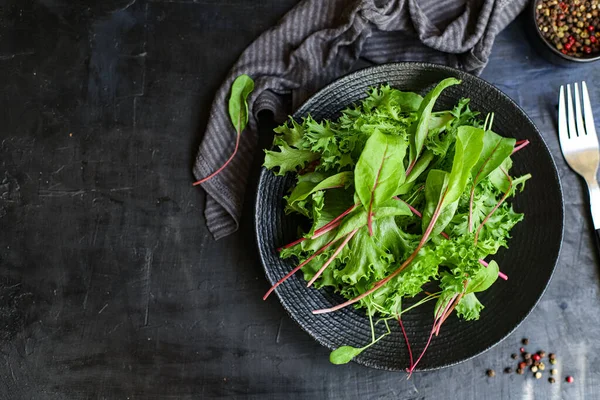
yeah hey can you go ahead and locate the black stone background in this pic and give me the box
[0,1,598,399]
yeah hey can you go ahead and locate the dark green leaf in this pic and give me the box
[228,74,254,133]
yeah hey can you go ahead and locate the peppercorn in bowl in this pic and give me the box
[533,0,600,63]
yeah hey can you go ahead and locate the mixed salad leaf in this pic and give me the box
[262,80,531,373]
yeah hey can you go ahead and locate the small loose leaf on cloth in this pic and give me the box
[192,75,255,186]
[228,74,255,133]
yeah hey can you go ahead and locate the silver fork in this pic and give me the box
[558,82,600,239]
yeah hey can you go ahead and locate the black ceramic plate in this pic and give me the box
[254,63,564,371]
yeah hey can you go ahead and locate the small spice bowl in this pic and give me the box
[530,0,600,65]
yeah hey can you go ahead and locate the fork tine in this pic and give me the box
[581,81,598,139]
[567,84,578,138]
[574,83,587,136]
[559,85,569,146]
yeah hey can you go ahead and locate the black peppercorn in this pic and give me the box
[486,369,496,377]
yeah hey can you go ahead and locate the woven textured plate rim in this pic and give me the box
[254,62,565,371]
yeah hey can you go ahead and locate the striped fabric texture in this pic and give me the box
[193,0,528,239]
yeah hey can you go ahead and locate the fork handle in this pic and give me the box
[585,179,600,256]
[587,179,600,229]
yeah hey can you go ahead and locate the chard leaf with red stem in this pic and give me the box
[422,126,485,236]
[354,130,407,235]
[192,74,254,186]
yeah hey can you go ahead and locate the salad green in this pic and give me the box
[262,79,531,373]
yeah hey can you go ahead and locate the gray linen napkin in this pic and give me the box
[193,0,528,239]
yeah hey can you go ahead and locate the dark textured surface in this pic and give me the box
[0,0,599,399]
[256,63,564,371]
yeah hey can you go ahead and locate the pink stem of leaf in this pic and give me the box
[277,219,344,252]
[407,321,436,376]
[512,140,530,155]
[435,280,468,336]
[395,197,449,239]
[367,210,374,236]
[479,259,508,281]
[437,292,465,334]
[407,290,455,375]
[311,220,342,240]
[312,191,447,315]
[405,159,416,176]
[398,317,414,370]
[306,229,358,287]
[478,258,508,280]
[193,132,240,186]
[263,237,339,300]
[277,236,307,252]
[313,203,359,237]
[395,197,422,218]
[434,294,457,336]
